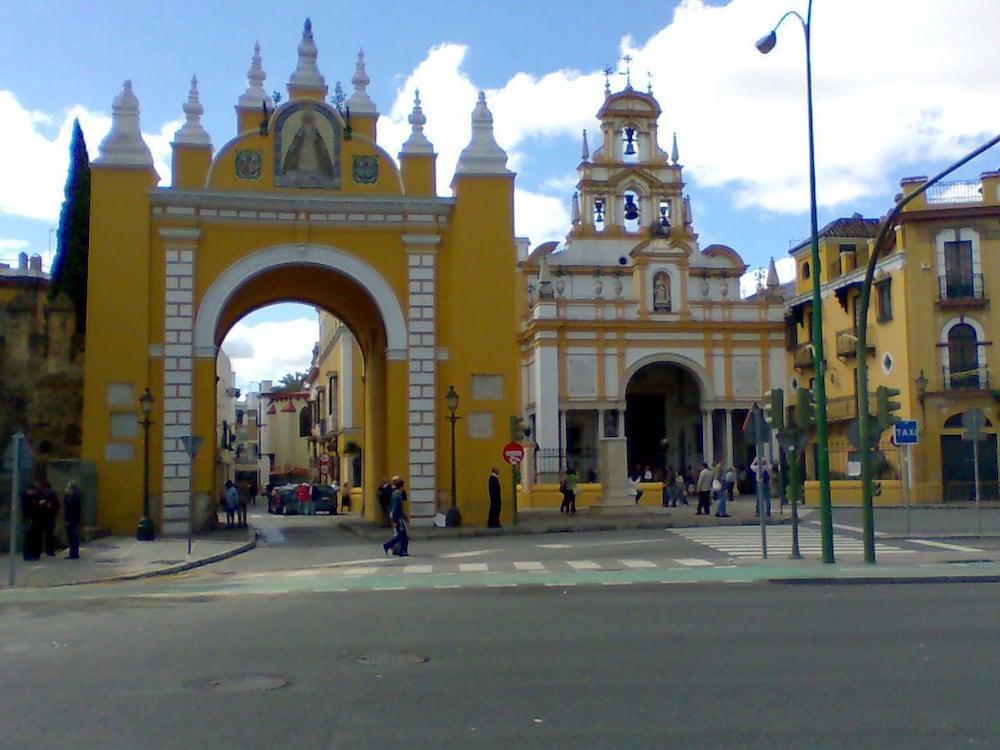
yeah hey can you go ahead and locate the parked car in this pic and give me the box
[267,483,339,515]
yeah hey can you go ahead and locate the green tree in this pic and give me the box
[274,370,309,393]
[49,119,91,334]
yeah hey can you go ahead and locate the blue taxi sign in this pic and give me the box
[893,420,918,445]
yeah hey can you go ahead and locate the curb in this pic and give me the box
[340,516,791,541]
[42,531,258,588]
[768,574,1000,586]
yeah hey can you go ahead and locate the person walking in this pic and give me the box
[662,467,673,507]
[673,470,687,507]
[63,482,83,559]
[224,480,239,528]
[714,463,731,518]
[38,482,61,557]
[563,466,579,515]
[487,468,503,528]
[696,463,713,516]
[382,477,409,557]
[20,483,42,561]
[724,466,736,505]
[377,478,393,525]
[751,456,772,517]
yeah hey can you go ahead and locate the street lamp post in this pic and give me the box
[137,388,155,541]
[757,0,835,564]
[445,385,462,527]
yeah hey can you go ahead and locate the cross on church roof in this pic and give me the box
[620,54,633,88]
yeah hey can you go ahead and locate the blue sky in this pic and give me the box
[2,0,998,387]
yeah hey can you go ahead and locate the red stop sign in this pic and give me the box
[503,442,525,465]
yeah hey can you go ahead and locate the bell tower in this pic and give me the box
[572,82,691,241]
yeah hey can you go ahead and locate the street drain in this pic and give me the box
[188,675,291,692]
[353,653,429,667]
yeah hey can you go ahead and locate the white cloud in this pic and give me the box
[375,0,1000,247]
[514,189,571,243]
[739,256,796,298]
[0,238,29,252]
[0,89,176,223]
[222,317,318,390]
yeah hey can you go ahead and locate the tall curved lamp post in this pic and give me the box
[445,385,463,527]
[756,0,835,564]
[137,388,156,541]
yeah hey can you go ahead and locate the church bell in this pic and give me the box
[624,194,639,221]
[624,127,637,156]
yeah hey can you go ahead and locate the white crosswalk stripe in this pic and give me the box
[672,527,916,558]
[402,565,433,574]
[341,567,380,575]
[459,563,489,572]
[620,559,657,569]
[675,558,715,567]
[567,560,601,570]
[513,561,546,571]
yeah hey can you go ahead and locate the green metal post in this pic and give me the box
[856,132,1000,562]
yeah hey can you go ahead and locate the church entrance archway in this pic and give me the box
[624,362,705,477]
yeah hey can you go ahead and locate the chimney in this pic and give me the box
[29,254,43,273]
[18,252,28,270]
[261,379,272,393]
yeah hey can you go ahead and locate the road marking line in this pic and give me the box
[906,539,983,552]
[284,569,323,577]
[620,559,657,569]
[831,522,888,538]
[459,563,489,572]
[402,565,433,574]
[544,582,576,587]
[486,583,517,588]
[537,543,571,549]
[602,581,632,586]
[441,549,494,559]
[434,584,461,589]
[675,558,715,567]
[377,586,406,591]
[341,567,379,575]
[567,560,601,570]
[513,561,545,571]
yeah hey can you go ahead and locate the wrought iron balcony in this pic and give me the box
[926,179,984,205]
[825,393,879,423]
[944,367,990,391]
[937,274,987,307]
[793,343,816,370]
[836,327,875,359]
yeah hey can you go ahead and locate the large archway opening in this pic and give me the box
[185,252,407,531]
[625,362,704,477]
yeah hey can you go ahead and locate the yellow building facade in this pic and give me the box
[786,170,1000,503]
[82,20,521,533]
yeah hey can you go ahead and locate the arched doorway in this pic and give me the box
[187,248,406,531]
[940,411,999,501]
[624,362,704,476]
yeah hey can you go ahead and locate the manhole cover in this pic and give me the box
[353,653,429,666]
[188,675,290,692]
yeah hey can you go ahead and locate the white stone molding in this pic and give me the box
[619,351,715,402]
[193,243,408,356]
[404,236,441,523]
[172,75,212,147]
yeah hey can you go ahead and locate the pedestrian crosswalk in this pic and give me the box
[671,526,916,559]
[272,557,723,579]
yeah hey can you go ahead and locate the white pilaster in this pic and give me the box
[160,227,200,535]
[404,235,440,524]
[532,342,559,452]
[724,409,734,468]
[702,409,714,465]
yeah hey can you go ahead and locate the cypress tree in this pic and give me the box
[50,119,91,334]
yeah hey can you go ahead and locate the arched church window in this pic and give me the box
[622,125,639,163]
[594,197,606,233]
[623,190,641,233]
[653,271,672,312]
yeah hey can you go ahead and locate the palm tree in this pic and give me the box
[274,371,309,393]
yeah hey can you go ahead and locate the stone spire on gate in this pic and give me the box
[581,129,590,162]
[766,256,780,288]
[96,80,154,166]
[173,75,212,146]
[346,48,377,114]
[238,41,273,109]
[287,18,327,96]
[401,89,433,154]
[454,91,511,176]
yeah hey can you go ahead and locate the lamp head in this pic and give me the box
[139,388,154,415]
[446,385,459,412]
[755,30,777,54]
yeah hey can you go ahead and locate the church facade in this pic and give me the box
[517,83,787,505]
[82,20,521,533]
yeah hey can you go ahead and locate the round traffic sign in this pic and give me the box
[503,442,525,465]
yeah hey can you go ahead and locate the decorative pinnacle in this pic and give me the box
[571,192,581,225]
[174,74,211,146]
[455,90,511,176]
[239,41,272,109]
[288,17,326,93]
[401,88,433,155]
[671,132,680,163]
[96,79,154,166]
[346,48,376,114]
[581,129,590,161]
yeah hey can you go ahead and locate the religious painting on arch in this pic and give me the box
[273,102,341,188]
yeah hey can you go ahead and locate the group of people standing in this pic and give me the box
[20,481,82,561]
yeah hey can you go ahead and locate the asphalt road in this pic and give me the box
[1,580,997,749]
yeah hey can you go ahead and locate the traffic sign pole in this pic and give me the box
[8,434,22,588]
[973,436,982,535]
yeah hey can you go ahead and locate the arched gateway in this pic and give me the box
[82,21,520,533]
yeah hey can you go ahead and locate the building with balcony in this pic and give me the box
[785,169,1000,501]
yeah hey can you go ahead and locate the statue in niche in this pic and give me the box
[653,272,672,312]
[283,110,335,177]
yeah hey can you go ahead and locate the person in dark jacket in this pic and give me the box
[382,477,409,557]
[38,482,61,557]
[63,482,83,559]
[487,468,503,528]
[377,478,393,526]
[21,483,42,561]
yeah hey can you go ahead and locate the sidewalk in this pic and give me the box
[341,494,794,540]
[1,526,256,588]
